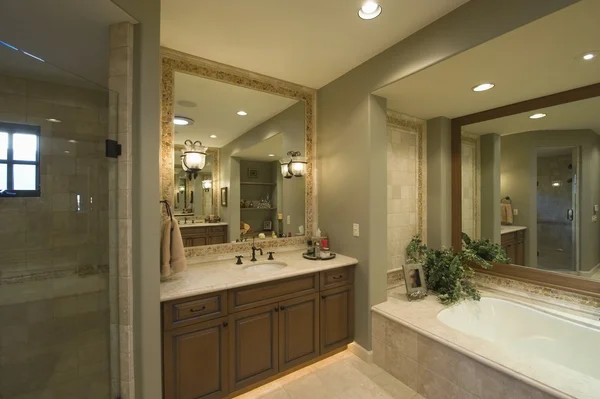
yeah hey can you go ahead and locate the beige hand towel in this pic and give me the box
[500,203,513,225]
[161,218,187,278]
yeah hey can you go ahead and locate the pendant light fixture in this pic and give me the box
[180,139,207,180]
[279,151,307,179]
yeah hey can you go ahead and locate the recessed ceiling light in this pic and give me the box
[358,1,382,20]
[268,154,275,157]
[209,135,217,139]
[173,116,194,126]
[529,113,546,119]
[68,139,77,143]
[177,100,197,107]
[583,53,596,61]
[472,83,495,92]
[46,118,62,123]
[237,111,248,116]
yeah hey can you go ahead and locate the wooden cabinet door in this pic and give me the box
[209,235,225,245]
[229,304,279,392]
[515,240,525,265]
[189,236,208,247]
[320,286,354,354]
[503,242,516,264]
[278,294,319,372]
[163,317,229,399]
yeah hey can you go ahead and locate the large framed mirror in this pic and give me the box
[451,83,600,296]
[160,48,316,250]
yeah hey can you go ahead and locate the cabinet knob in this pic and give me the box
[223,321,228,327]
[280,306,286,311]
[274,307,279,312]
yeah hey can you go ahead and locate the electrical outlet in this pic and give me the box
[513,209,519,216]
[593,215,598,223]
[353,223,360,237]
[287,215,290,225]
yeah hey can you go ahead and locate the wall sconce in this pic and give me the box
[279,151,306,179]
[180,139,207,180]
[202,179,212,192]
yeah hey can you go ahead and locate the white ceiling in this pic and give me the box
[174,72,298,147]
[464,97,600,136]
[161,0,470,89]
[0,0,134,88]
[232,133,284,162]
[374,0,600,120]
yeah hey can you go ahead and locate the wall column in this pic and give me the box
[426,117,452,249]
[480,133,501,243]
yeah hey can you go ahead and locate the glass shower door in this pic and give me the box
[536,147,578,272]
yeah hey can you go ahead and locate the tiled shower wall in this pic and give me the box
[462,134,480,240]
[0,74,113,398]
[537,153,574,270]
[387,111,426,271]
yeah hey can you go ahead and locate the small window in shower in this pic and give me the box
[0,121,41,197]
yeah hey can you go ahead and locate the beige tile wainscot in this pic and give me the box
[160,249,358,399]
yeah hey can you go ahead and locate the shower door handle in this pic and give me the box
[567,209,574,221]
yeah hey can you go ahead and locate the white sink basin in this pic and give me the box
[243,262,288,272]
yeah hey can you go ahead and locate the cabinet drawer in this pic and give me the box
[209,226,226,234]
[181,227,208,237]
[163,291,227,330]
[320,267,353,290]
[228,273,319,313]
[501,232,516,245]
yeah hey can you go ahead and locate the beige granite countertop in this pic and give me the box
[160,249,358,302]
[374,287,600,399]
[177,222,228,228]
[500,225,527,234]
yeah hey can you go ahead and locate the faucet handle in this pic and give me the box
[267,251,275,260]
[235,255,244,265]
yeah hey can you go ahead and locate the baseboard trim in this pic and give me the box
[347,342,373,363]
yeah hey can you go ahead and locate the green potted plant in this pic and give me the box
[405,233,508,304]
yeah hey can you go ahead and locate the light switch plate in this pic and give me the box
[513,209,519,216]
[353,223,360,237]
[287,215,291,225]
[594,204,599,212]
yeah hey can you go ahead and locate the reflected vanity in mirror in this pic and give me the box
[161,49,314,248]
[452,83,600,294]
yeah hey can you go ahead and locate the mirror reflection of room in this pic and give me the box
[172,72,306,246]
[464,97,600,280]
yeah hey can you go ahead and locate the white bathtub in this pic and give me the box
[437,297,600,381]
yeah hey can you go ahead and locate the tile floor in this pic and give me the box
[235,350,423,399]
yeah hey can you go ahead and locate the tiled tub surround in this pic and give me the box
[373,289,600,399]
[160,248,358,301]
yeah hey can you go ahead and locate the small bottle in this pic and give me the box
[321,247,330,259]
[307,240,314,256]
[314,241,321,259]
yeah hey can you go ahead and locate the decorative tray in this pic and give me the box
[302,253,337,261]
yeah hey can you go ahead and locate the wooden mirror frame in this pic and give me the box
[451,83,600,298]
[160,47,317,250]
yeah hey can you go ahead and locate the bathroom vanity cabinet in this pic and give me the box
[161,266,354,399]
[180,225,228,247]
[501,229,526,265]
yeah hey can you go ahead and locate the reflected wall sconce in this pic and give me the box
[279,151,307,179]
[202,179,212,192]
[180,139,207,180]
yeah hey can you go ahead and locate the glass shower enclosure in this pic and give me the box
[536,146,579,272]
[0,42,118,398]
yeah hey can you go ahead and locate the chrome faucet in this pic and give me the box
[251,237,263,262]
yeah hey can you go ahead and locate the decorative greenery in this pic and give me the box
[462,232,511,264]
[406,233,508,305]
